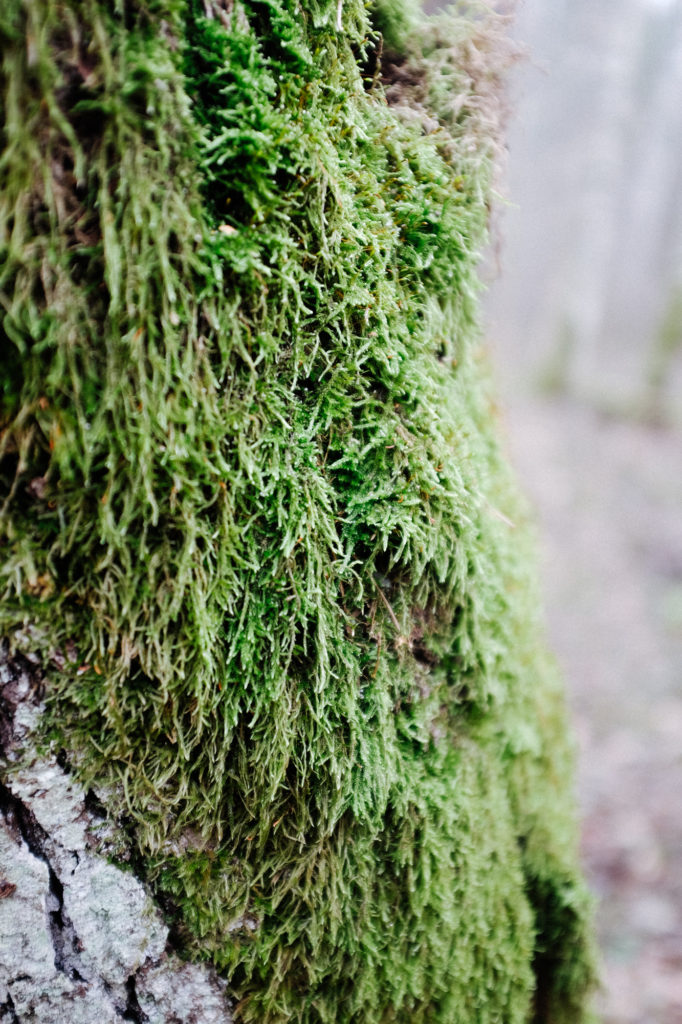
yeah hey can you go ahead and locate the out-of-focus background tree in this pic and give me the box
[489,0,682,419]
[483,0,682,1020]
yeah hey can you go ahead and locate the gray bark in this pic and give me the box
[0,646,233,1024]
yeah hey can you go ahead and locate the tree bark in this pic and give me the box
[0,2,595,1021]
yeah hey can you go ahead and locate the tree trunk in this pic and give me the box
[0,1,594,1021]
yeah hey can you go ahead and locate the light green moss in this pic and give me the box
[0,0,595,1020]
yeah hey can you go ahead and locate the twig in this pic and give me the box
[375,582,401,633]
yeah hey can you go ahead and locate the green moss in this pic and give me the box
[370,0,421,51]
[0,0,595,1020]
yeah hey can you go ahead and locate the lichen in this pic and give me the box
[0,0,596,1020]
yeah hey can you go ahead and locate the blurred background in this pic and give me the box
[484,0,682,1020]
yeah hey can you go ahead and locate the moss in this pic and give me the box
[370,0,421,52]
[0,0,595,1020]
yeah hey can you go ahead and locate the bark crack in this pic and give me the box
[0,781,88,984]
[123,975,149,1024]
[0,991,19,1023]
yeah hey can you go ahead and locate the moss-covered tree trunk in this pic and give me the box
[0,0,595,1020]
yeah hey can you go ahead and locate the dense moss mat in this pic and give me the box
[0,0,595,1019]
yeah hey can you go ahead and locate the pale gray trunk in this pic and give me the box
[0,646,233,1024]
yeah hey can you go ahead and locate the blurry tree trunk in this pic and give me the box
[489,0,682,417]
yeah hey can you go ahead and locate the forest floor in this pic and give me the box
[496,393,682,1024]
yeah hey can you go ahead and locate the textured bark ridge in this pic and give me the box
[0,647,233,1024]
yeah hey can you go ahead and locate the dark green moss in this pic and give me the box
[0,0,595,1020]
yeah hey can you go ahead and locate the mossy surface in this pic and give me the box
[0,0,595,1020]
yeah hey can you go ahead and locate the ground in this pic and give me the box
[496,393,682,1024]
